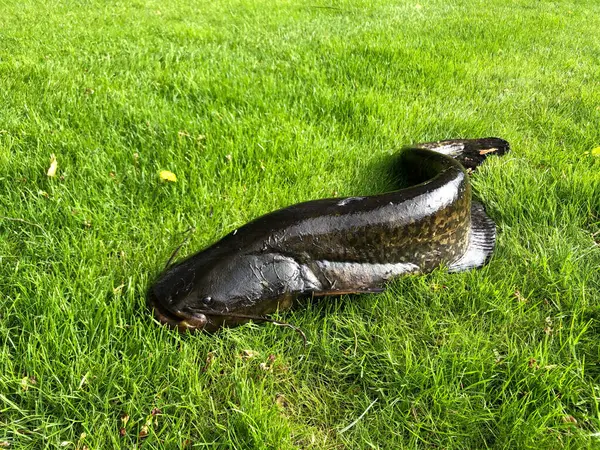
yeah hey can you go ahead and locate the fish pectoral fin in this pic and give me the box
[309,287,385,297]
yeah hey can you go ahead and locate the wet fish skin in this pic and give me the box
[148,138,509,332]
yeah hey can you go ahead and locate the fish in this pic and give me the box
[148,137,509,333]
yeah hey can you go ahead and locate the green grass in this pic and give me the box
[1,0,600,448]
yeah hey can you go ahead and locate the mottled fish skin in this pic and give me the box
[148,138,509,332]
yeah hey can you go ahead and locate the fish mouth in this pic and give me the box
[147,293,210,333]
[147,289,270,333]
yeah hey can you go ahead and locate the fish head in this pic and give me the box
[148,251,310,332]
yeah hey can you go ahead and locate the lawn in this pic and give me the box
[1,0,600,448]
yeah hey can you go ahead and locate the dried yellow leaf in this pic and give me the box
[47,154,58,177]
[275,393,288,409]
[159,170,177,182]
[241,349,258,359]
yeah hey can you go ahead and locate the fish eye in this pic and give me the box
[201,296,213,305]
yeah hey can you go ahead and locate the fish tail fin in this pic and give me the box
[415,137,510,171]
[449,201,496,272]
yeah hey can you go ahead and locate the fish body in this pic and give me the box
[149,138,509,332]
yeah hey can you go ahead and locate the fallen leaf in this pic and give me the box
[430,283,448,291]
[139,416,153,439]
[241,349,259,360]
[159,170,177,182]
[591,147,600,157]
[202,352,215,372]
[77,433,87,450]
[275,394,288,409]
[544,316,553,335]
[528,358,538,369]
[563,415,577,424]
[514,290,527,303]
[493,348,504,364]
[47,154,58,177]
[0,442,9,448]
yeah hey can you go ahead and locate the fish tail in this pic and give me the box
[414,137,510,171]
